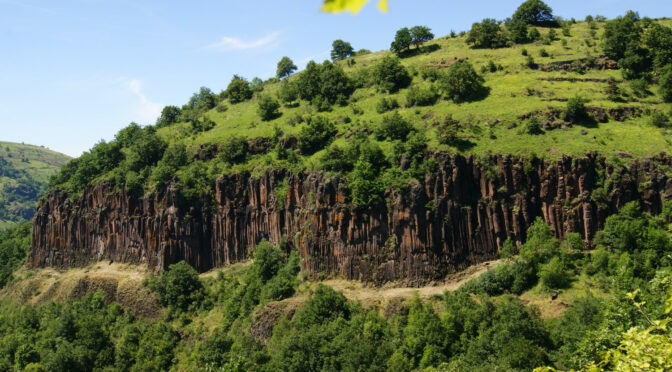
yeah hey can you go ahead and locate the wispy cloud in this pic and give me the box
[124,79,162,124]
[297,50,331,67]
[203,31,281,51]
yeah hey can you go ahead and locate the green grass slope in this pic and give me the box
[160,18,672,159]
[48,17,672,205]
[0,142,70,228]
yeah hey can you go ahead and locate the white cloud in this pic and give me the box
[297,50,331,67]
[204,31,280,51]
[124,79,162,124]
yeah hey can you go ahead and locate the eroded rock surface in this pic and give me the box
[31,153,672,283]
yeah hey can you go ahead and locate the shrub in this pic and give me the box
[257,95,281,121]
[563,96,589,123]
[605,77,621,100]
[521,48,528,56]
[467,19,507,48]
[539,256,570,289]
[156,106,181,128]
[0,222,30,288]
[629,78,650,97]
[220,135,249,164]
[405,86,438,107]
[539,48,549,57]
[438,60,488,103]
[375,112,414,141]
[659,65,672,102]
[436,114,462,145]
[277,81,299,106]
[145,261,205,312]
[525,55,537,69]
[225,75,253,104]
[528,27,541,41]
[375,97,399,113]
[293,284,350,327]
[521,117,543,134]
[297,61,353,107]
[371,56,412,92]
[650,111,670,128]
[297,116,337,154]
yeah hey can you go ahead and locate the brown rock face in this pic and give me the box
[30,153,672,283]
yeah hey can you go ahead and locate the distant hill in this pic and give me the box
[0,142,70,228]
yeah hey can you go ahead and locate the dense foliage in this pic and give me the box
[3,200,672,371]
[0,222,30,288]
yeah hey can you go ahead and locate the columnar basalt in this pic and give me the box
[30,153,672,283]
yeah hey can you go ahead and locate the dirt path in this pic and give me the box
[319,259,502,304]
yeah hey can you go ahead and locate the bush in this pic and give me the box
[659,65,672,102]
[650,111,670,128]
[220,135,249,163]
[521,117,543,134]
[156,106,181,128]
[277,81,299,106]
[539,256,570,289]
[438,60,488,103]
[525,55,538,69]
[145,261,205,312]
[436,114,462,145]
[405,86,438,107]
[225,75,253,104]
[257,95,281,121]
[375,97,399,113]
[296,61,353,107]
[375,112,414,141]
[0,222,30,288]
[629,78,650,97]
[297,116,337,154]
[563,96,589,123]
[466,19,507,48]
[371,56,412,92]
[539,48,549,57]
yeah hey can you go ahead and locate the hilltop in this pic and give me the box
[0,141,70,228]
[46,14,672,208]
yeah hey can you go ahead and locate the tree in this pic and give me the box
[410,26,434,49]
[145,261,205,312]
[659,65,672,102]
[467,19,507,49]
[375,111,414,141]
[391,27,412,55]
[438,60,488,103]
[371,56,412,92]
[331,40,354,61]
[225,75,253,104]
[437,115,462,145]
[277,80,299,106]
[563,96,589,123]
[297,116,337,154]
[507,19,530,44]
[512,0,555,26]
[276,56,297,79]
[296,61,353,108]
[257,95,281,121]
[602,13,642,61]
[156,106,181,128]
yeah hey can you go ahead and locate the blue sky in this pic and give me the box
[1,0,670,157]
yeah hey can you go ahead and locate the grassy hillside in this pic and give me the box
[47,15,672,207]
[0,142,70,228]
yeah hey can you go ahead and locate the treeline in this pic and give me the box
[0,158,43,225]
[1,201,671,371]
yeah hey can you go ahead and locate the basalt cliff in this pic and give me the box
[30,153,672,283]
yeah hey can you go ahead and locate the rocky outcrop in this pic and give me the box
[30,153,672,283]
